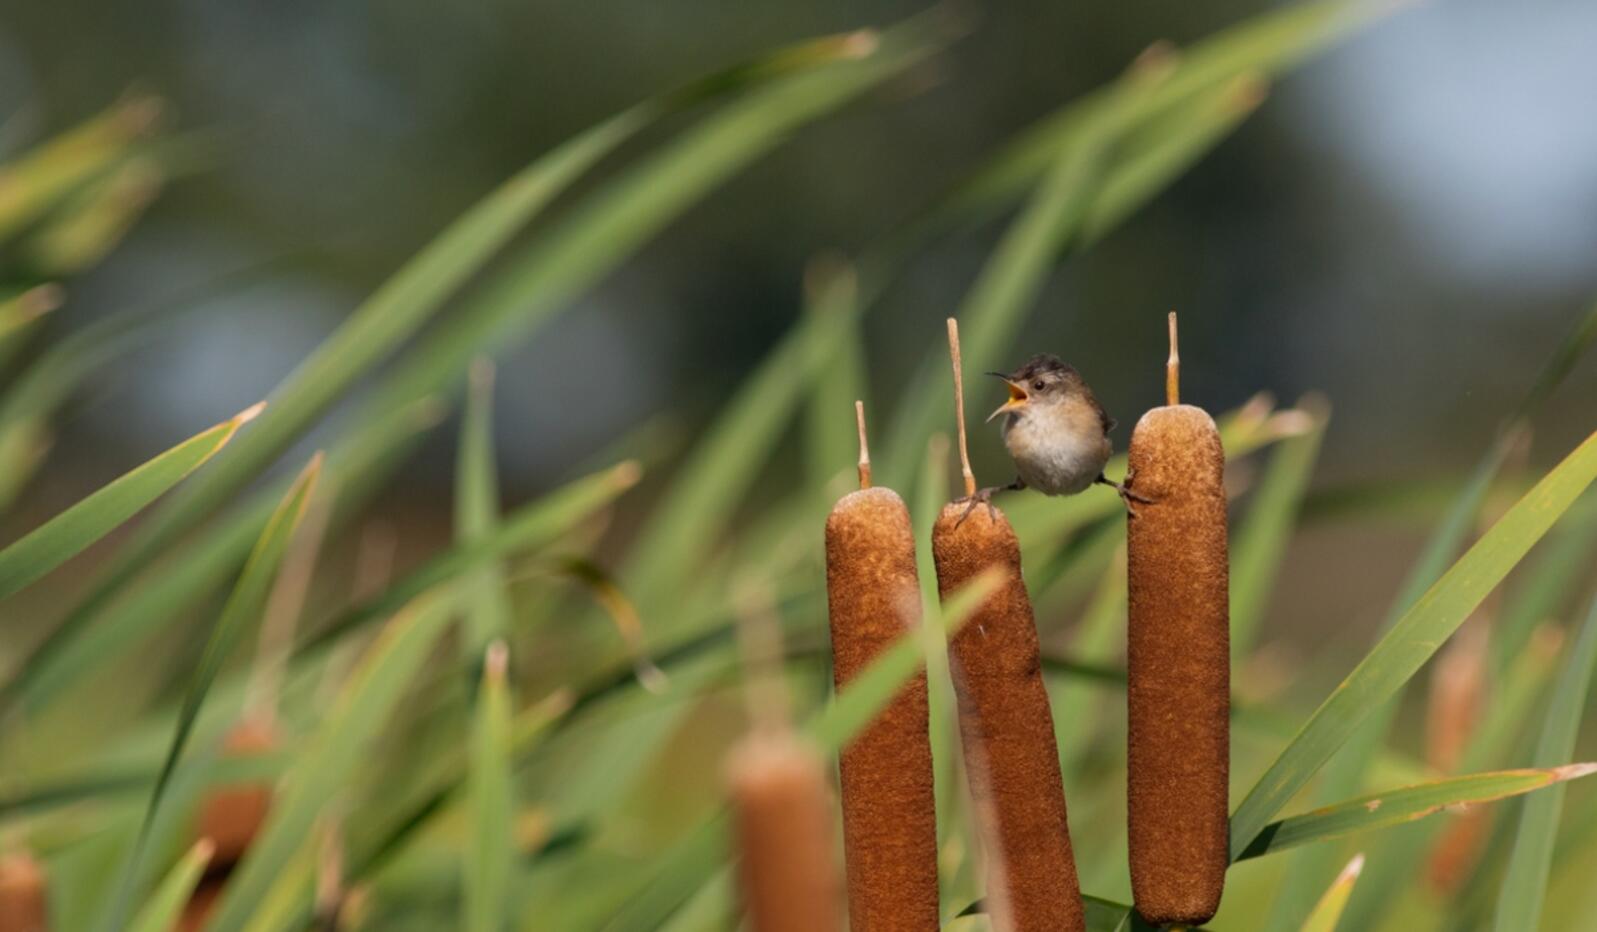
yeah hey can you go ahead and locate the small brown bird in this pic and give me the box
[958,354,1145,522]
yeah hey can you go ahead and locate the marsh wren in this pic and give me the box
[957,354,1145,522]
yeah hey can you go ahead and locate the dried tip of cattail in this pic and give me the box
[469,356,497,391]
[855,400,872,489]
[484,640,509,684]
[1237,391,1276,426]
[1553,762,1597,782]
[634,658,670,694]
[1165,311,1180,406]
[1128,40,1180,83]
[945,317,976,497]
[407,396,451,430]
[17,284,64,319]
[115,92,168,135]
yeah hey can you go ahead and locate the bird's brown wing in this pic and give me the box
[1087,392,1116,435]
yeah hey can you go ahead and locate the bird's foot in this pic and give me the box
[953,486,1004,528]
[1096,474,1153,516]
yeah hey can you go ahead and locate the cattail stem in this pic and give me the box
[855,400,872,490]
[947,318,977,497]
[1166,311,1180,406]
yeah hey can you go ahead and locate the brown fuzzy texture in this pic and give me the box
[932,504,1084,932]
[1125,404,1230,925]
[824,487,941,931]
[727,734,845,932]
[0,851,48,932]
[196,717,278,866]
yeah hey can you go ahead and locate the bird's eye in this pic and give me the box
[1032,380,1046,392]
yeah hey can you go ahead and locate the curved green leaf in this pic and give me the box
[1237,765,1597,861]
[125,838,215,932]
[1232,430,1597,860]
[0,403,259,602]
[1493,594,1597,930]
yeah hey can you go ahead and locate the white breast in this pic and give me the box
[1002,412,1109,496]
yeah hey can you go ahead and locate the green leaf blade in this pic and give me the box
[1231,430,1597,860]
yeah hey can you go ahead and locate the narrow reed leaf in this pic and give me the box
[1078,74,1266,242]
[1270,296,1597,925]
[1231,430,1597,860]
[0,93,163,240]
[23,156,162,274]
[1493,595,1597,930]
[206,594,456,931]
[940,0,1395,219]
[0,284,59,375]
[2,396,443,715]
[304,459,641,654]
[1231,397,1329,656]
[1236,766,1597,861]
[457,359,512,658]
[0,403,260,602]
[466,642,514,932]
[86,26,938,654]
[623,287,862,624]
[1299,854,1363,932]
[98,454,320,932]
[125,839,213,932]
[1492,500,1597,675]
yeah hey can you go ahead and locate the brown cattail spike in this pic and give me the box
[825,479,939,930]
[0,849,48,932]
[947,318,976,497]
[727,732,845,932]
[729,591,844,932]
[933,506,1084,932]
[196,716,280,866]
[855,400,872,490]
[1125,312,1229,925]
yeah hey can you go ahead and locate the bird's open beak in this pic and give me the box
[985,374,1027,423]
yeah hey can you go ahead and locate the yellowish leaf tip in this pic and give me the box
[192,837,217,864]
[470,356,497,392]
[234,401,268,426]
[19,284,64,319]
[1339,853,1366,882]
[1227,72,1271,110]
[485,640,509,683]
[840,29,879,58]
[611,459,644,489]
[1553,762,1597,781]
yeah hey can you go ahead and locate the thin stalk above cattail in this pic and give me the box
[933,318,1084,932]
[1124,311,1229,925]
[824,400,940,930]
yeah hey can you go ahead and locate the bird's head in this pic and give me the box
[985,354,1083,422]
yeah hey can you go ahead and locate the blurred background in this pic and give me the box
[0,0,1593,657]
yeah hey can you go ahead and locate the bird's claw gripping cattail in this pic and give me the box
[823,400,941,930]
[1124,312,1230,925]
[932,319,1085,932]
